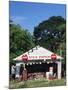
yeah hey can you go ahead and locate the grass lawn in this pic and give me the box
[9,78,66,89]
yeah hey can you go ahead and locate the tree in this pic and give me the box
[10,20,35,64]
[33,16,66,52]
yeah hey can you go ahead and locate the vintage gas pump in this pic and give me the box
[22,54,28,81]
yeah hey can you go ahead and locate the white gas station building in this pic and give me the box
[13,45,63,80]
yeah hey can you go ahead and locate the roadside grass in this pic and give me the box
[9,78,66,89]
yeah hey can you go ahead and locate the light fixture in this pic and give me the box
[47,62,49,64]
[36,62,38,64]
[27,63,29,65]
[39,62,42,64]
[30,63,32,65]
[33,62,35,64]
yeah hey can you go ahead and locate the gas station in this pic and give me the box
[13,45,63,80]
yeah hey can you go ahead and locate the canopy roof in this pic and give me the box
[13,45,63,61]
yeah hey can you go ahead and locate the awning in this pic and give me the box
[13,45,63,61]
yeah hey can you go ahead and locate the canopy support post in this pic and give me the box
[57,61,61,79]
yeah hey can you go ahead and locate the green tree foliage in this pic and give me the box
[10,21,35,64]
[33,16,66,52]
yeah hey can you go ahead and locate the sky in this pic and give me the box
[9,1,66,34]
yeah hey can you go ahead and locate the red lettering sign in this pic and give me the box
[51,54,57,60]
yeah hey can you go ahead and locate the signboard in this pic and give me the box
[22,54,28,62]
[22,54,57,61]
[51,54,57,60]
